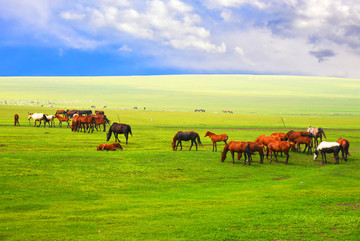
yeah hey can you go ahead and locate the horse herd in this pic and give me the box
[20,113,352,164]
[172,128,351,166]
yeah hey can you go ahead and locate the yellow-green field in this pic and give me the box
[0,75,359,240]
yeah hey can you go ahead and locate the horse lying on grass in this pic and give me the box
[97,143,123,151]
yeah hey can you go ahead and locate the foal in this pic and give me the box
[204,131,228,152]
[55,114,70,128]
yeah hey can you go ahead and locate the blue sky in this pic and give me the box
[1,0,360,78]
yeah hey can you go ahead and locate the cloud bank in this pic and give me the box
[0,0,360,78]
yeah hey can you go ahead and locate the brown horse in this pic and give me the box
[270,132,288,141]
[286,130,312,142]
[55,114,70,128]
[221,141,253,165]
[107,123,132,144]
[293,136,313,154]
[73,115,94,133]
[337,138,350,161]
[237,142,265,164]
[204,131,228,152]
[93,115,110,132]
[267,141,294,164]
[254,135,281,158]
[14,114,20,126]
[97,143,123,151]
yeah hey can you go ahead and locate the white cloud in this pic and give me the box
[60,11,86,20]
[118,44,132,52]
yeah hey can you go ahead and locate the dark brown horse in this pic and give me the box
[107,123,132,144]
[172,131,202,151]
[14,114,20,126]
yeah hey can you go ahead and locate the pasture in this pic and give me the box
[0,75,360,240]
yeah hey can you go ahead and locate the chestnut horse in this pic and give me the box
[14,114,20,126]
[204,131,228,152]
[172,131,202,151]
[270,132,288,141]
[254,135,281,158]
[267,141,294,164]
[237,142,265,164]
[93,114,110,132]
[337,138,350,161]
[55,114,70,128]
[293,136,313,154]
[97,143,123,151]
[221,141,253,165]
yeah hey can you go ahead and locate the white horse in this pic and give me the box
[313,141,344,165]
[43,114,56,127]
[28,113,44,127]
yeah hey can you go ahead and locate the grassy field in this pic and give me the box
[0,75,360,240]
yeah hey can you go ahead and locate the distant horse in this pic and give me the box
[267,141,294,164]
[314,141,344,165]
[204,131,228,152]
[307,127,327,147]
[97,143,123,151]
[172,131,202,151]
[28,113,44,127]
[221,141,253,165]
[55,114,70,128]
[14,114,20,126]
[337,138,350,161]
[42,114,56,127]
[293,136,313,154]
[237,142,265,164]
[107,123,132,144]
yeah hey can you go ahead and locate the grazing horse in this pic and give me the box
[14,114,20,126]
[172,131,202,151]
[107,123,132,144]
[293,136,313,154]
[267,141,294,164]
[204,131,228,152]
[221,141,253,165]
[71,114,79,132]
[55,114,70,128]
[307,127,327,147]
[254,135,281,158]
[55,110,66,116]
[42,114,56,127]
[337,138,350,161]
[76,115,95,133]
[97,143,123,151]
[237,142,265,164]
[314,141,344,165]
[28,113,45,127]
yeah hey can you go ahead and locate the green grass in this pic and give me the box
[0,75,360,240]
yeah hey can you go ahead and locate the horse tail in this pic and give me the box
[128,125,132,136]
[221,143,230,162]
[245,143,254,155]
[319,128,327,139]
[224,135,229,142]
[197,133,202,146]
[344,141,350,156]
[104,115,110,124]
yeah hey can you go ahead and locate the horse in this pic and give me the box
[28,113,45,127]
[172,131,202,151]
[286,130,313,150]
[14,114,20,126]
[204,131,228,152]
[254,135,281,158]
[42,114,56,127]
[55,110,66,116]
[270,132,288,141]
[307,127,327,147]
[93,115,110,132]
[314,141,344,165]
[55,114,70,128]
[221,141,254,165]
[107,123,132,144]
[71,114,79,132]
[97,143,123,151]
[75,115,95,133]
[337,138,350,161]
[267,141,294,164]
[293,136,313,154]
[237,142,265,164]
[95,110,105,115]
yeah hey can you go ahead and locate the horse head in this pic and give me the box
[171,142,175,150]
[204,131,210,137]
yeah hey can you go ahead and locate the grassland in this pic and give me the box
[0,75,360,240]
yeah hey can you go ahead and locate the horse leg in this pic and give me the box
[212,142,215,152]
[285,152,289,164]
[243,152,247,166]
[266,147,269,159]
[125,133,128,144]
[274,152,278,162]
[189,140,193,151]
[260,151,264,164]
[303,144,307,153]
[335,152,339,164]
[179,141,183,150]
[269,150,272,163]
[231,151,235,164]
[195,140,198,151]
